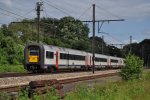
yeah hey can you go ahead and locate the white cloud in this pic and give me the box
[124,39,139,44]
[0,0,12,6]
[1,0,150,23]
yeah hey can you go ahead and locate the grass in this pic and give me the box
[0,64,26,73]
[65,71,150,100]
[0,70,150,100]
[0,87,60,100]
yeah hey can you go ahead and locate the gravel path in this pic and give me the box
[0,70,118,88]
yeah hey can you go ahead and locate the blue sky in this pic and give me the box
[0,0,150,46]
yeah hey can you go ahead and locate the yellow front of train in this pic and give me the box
[28,47,39,63]
[24,44,45,72]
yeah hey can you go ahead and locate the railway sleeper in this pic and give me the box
[29,80,64,98]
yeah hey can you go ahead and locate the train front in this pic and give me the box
[24,44,44,72]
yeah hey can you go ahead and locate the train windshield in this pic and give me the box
[29,47,39,56]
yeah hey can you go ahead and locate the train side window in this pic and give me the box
[100,58,107,62]
[80,56,85,60]
[111,59,118,63]
[46,51,53,59]
[67,54,85,60]
[95,57,107,62]
[60,53,68,59]
[60,53,63,59]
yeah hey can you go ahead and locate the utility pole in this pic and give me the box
[102,35,104,54]
[130,35,132,53]
[36,2,43,43]
[92,4,95,74]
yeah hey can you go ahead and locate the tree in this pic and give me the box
[107,45,123,57]
[120,53,144,81]
[57,16,90,50]
[0,36,24,64]
[122,39,150,65]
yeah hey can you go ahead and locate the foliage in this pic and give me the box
[0,86,60,100]
[0,71,150,99]
[0,65,26,73]
[123,39,150,65]
[32,87,60,100]
[17,88,29,100]
[0,92,10,100]
[120,53,144,81]
[0,36,24,64]
[65,71,150,100]
[17,87,59,100]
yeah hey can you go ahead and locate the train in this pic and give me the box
[24,43,124,73]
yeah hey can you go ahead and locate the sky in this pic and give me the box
[0,0,150,47]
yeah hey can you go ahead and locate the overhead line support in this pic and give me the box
[92,4,95,74]
[36,2,43,43]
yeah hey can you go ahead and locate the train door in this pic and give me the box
[107,57,110,68]
[85,55,91,68]
[85,55,88,67]
[67,52,69,67]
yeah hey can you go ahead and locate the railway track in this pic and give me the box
[0,72,32,78]
[0,69,111,78]
[0,71,118,93]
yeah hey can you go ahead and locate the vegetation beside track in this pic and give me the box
[0,70,150,100]
[0,65,26,73]
[65,71,150,100]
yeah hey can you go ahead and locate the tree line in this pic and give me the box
[0,16,149,66]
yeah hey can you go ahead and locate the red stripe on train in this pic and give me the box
[56,51,59,69]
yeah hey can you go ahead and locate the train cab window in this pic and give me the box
[46,51,54,59]
[29,47,39,56]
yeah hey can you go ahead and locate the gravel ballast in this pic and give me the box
[0,70,118,88]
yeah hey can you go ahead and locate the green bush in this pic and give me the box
[0,65,26,73]
[0,92,10,100]
[65,71,150,100]
[120,53,144,81]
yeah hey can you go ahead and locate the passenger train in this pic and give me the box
[24,43,124,73]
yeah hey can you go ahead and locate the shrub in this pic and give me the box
[0,65,26,73]
[120,53,144,81]
[0,92,10,100]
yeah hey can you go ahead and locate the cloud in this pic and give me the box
[46,0,150,21]
[0,0,12,6]
[124,39,139,44]
[1,0,150,23]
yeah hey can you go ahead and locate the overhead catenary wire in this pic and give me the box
[99,31,126,44]
[96,5,123,20]
[43,6,48,18]
[43,0,71,16]
[0,7,26,19]
[78,6,92,19]
[0,11,21,20]
[22,9,35,18]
